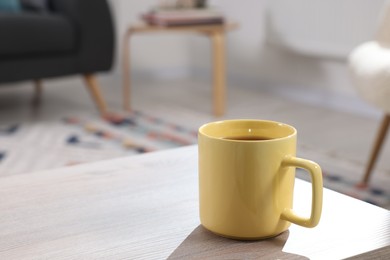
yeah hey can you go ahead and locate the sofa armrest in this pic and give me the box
[49,0,115,73]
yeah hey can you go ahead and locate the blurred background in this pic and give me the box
[0,0,388,207]
[111,0,383,117]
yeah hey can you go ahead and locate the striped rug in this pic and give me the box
[0,111,197,176]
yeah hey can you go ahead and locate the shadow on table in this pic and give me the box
[168,225,308,259]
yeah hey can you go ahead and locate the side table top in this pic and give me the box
[127,21,239,33]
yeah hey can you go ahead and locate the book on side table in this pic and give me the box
[141,8,225,26]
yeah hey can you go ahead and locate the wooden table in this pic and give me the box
[0,146,389,259]
[122,23,238,117]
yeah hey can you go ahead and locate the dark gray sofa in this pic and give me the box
[0,0,115,116]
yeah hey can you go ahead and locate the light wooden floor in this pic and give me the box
[0,74,389,184]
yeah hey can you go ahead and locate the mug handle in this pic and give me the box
[280,156,323,228]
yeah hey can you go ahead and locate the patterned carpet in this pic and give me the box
[0,111,197,176]
[0,111,389,209]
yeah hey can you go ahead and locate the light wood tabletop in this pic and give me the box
[0,146,389,259]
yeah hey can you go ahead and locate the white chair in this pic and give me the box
[348,1,390,185]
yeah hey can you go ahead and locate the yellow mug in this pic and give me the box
[198,119,323,240]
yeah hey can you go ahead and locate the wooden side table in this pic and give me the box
[122,22,238,116]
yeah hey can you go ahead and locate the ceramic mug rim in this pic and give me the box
[198,119,297,143]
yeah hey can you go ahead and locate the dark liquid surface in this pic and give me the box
[222,136,272,141]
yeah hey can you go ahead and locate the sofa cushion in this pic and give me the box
[20,0,49,12]
[0,12,75,57]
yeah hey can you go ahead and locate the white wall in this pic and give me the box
[231,0,385,116]
[109,0,386,116]
[109,0,193,78]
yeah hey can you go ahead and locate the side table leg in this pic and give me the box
[211,31,226,117]
[123,29,132,112]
